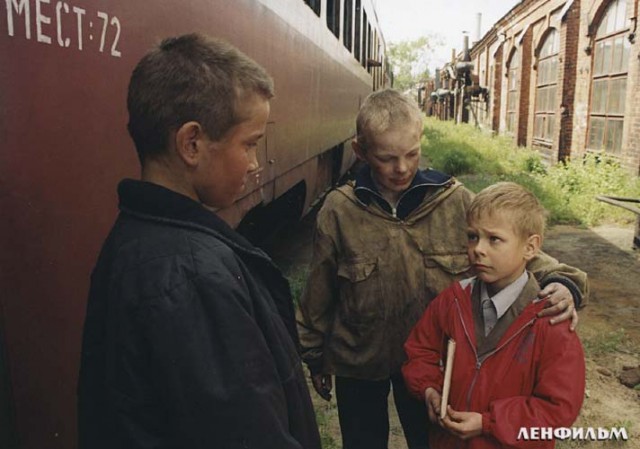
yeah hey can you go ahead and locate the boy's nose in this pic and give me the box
[474,240,487,256]
[247,148,259,172]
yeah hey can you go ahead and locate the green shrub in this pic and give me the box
[286,266,309,307]
[582,328,628,355]
[421,118,640,226]
[538,154,640,226]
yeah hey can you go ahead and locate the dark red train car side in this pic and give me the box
[0,1,388,447]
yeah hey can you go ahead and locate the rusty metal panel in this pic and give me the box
[0,1,379,448]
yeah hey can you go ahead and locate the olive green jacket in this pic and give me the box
[296,178,588,380]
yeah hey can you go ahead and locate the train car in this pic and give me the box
[0,1,388,447]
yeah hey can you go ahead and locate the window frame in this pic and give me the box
[533,29,560,144]
[586,0,629,154]
[343,0,353,52]
[303,0,321,16]
[505,48,520,135]
[326,0,341,39]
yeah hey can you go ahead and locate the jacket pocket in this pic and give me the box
[424,254,470,273]
[423,253,471,299]
[337,258,381,324]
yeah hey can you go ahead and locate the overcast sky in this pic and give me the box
[376,0,520,72]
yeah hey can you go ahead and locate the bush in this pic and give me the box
[421,118,640,226]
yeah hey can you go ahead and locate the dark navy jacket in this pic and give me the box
[78,180,321,449]
[353,164,453,220]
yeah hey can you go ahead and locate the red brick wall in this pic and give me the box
[518,29,533,146]
[493,45,503,132]
[559,0,580,161]
[462,0,640,175]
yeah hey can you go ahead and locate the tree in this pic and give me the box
[387,35,441,92]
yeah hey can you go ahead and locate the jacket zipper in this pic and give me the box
[453,297,536,411]
[355,181,447,220]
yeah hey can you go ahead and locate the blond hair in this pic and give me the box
[356,88,422,149]
[467,182,547,240]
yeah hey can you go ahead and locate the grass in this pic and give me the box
[582,328,629,356]
[286,265,310,307]
[421,117,640,227]
[314,400,340,449]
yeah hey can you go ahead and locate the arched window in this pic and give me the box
[587,0,630,153]
[534,30,559,142]
[506,49,520,134]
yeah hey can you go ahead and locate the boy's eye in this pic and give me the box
[490,236,501,243]
[467,233,478,242]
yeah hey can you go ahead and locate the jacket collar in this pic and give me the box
[455,274,545,357]
[353,164,453,219]
[117,179,268,261]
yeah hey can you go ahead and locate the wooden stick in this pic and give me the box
[440,339,456,419]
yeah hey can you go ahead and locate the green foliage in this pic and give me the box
[314,402,340,449]
[421,117,640,226]
[387,36,441,91]
[541,155,640,226]
[286,266,309,307]
[582,328,628,355]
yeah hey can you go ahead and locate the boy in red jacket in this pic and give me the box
[402,182,585,448]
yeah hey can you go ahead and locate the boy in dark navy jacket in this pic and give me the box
[78,33,321,449]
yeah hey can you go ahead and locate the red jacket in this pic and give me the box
[402,277,585,449]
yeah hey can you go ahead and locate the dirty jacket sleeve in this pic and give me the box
[296,202,339,375]
[526,251,589,308]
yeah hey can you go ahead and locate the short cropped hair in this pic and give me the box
[467,182,547,240]
[356,88,423,149]
[127,33,274,163]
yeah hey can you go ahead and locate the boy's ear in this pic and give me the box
[352,139,367,162]
[523,234,542,261]
[175,121,206,167]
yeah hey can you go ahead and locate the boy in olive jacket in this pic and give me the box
[296,89,587,449]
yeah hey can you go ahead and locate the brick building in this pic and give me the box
[428,0,640,174]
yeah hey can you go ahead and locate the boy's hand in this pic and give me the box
[424,387,441,423]
[441,406,482,440]
[311,373,332,401]
[536,282,579,331]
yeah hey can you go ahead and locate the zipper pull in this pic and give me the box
[476,360,482,369]
[391,207,397,218]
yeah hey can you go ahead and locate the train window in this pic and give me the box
[587,0,629,153]
[343,0,353,51]
[354,0,362,62]
[372,31,378,85]
[367,22,372,72]
[362,11,368,67]
[326,0,341,39]
[304,0,321,16]
[534,29,559,143]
